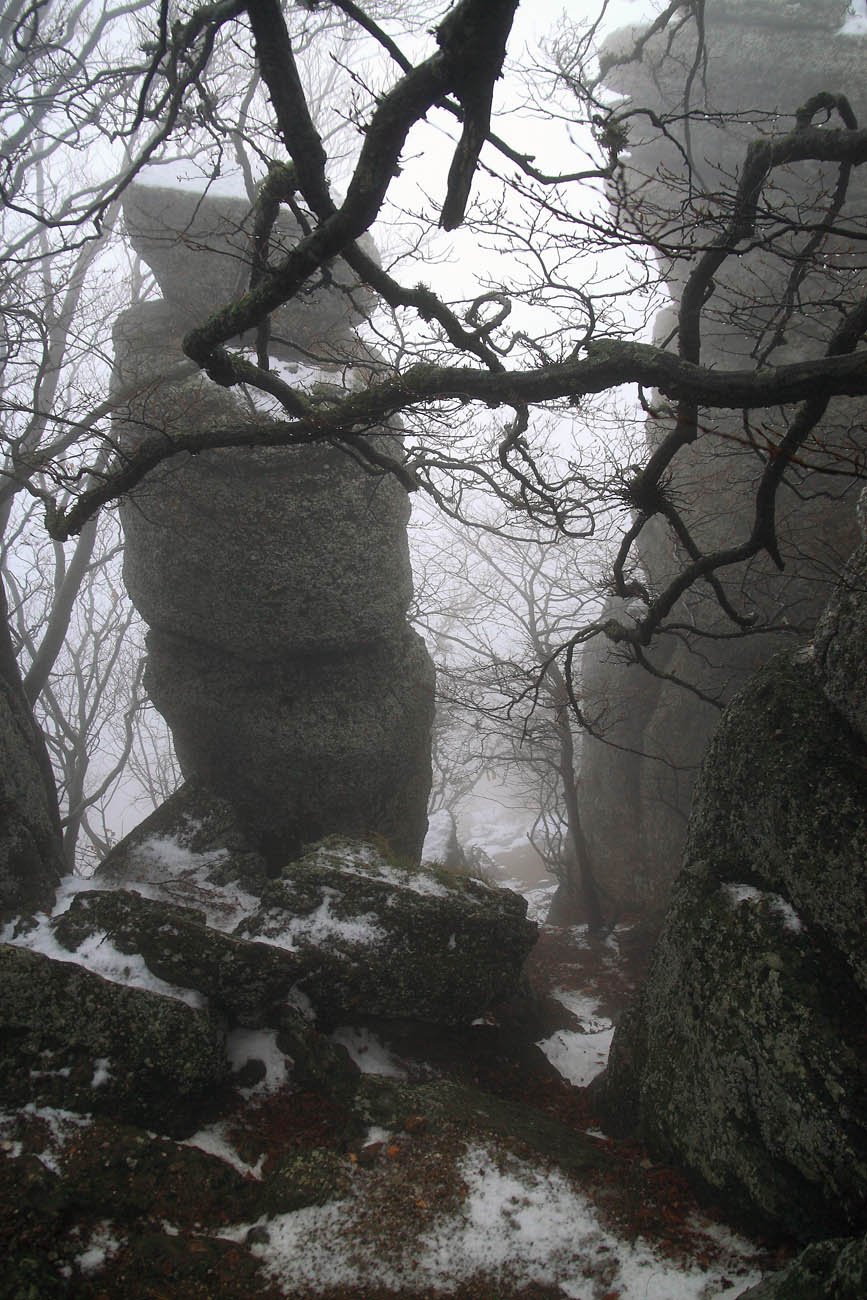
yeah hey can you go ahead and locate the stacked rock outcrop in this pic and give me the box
[578,0,867,915]
[87,785,539,1028]
[115,184,434,862]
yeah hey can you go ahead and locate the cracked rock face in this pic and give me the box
[115,187,434,862]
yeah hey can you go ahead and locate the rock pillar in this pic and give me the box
[578,0,867,916]
[114,185,434,863]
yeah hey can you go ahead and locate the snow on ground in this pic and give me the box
[242,1139,763,1299]
[537,988,616,1088]
[226,1027,292,1094]
[0,1104,93,1174]
[840,0,867,36]
[330,1026,410,1079]
[181,1123,266,1179]
[182,1029,291,1178]
[519,878,558,924]
[332,856,450,899]
[73,1222,125,1276]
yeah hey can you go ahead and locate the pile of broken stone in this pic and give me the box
[2,784,537,1141]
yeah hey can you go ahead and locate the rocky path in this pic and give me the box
[1,901,788,1299]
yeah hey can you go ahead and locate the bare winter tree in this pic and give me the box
[416,510,607,927]
[29,1,865,618]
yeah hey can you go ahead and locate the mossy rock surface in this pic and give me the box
[684,649,867,993]
[0,1104,355,1298]
[738,1232,867,1298]
[597,651,867,1241]
[237,841,537,1026]
[53,889,304,1028]
[0,944,228,1137]
[96,780,271,900]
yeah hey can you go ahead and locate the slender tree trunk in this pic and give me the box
[546,660,604,932]
[556,705,604,932]
[0,578,65,914]
[23,520,100,703]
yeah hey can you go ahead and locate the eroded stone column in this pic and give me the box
[114,185,434,863]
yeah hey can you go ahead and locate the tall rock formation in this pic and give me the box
[578,0,867,916]
[115,184,434,863]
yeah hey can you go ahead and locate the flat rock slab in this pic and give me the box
[52,889,306,1029]
[98,797,536,1028]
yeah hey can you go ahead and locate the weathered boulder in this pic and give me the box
[114,192,435,863]
[236,839,538,1026]
[122,182,375,363]
[738,1232,867,1299]
[95,790,537,1027]
[0,1105,357,1298]
[576,2,867,916]
[115,307,414,660]
[0,583,64,919]
[96,779,271,907]
[595,650,867,1240]
[144,625,434,860]
[0,944,229,1137]
[52,889,306,1029]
